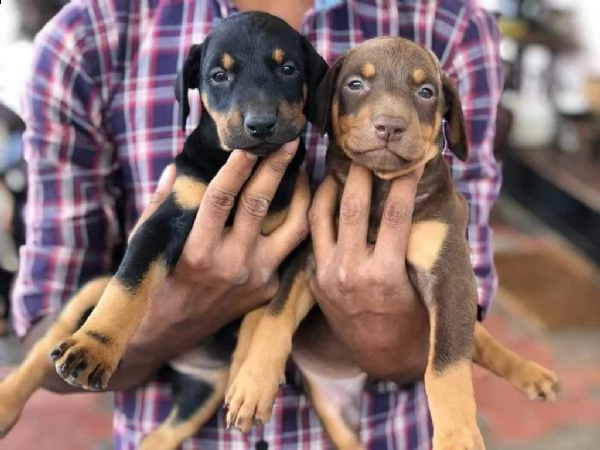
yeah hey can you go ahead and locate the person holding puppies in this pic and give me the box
[11,0,503,448]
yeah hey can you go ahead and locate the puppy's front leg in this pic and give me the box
[225,247,314,432]
[0,277,108,436]
[407,220,483,450]
[51,174,206,391]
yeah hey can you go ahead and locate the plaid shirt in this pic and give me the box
[13,0,503,448]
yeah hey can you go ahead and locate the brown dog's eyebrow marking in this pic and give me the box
[412,68,427,84]
[360,62,376,79]
[222,53,234,70]
[272,48,285,64]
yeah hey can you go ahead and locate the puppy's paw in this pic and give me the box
[224,359,285,433]
[514,361,559,401]
[50,331,118,391]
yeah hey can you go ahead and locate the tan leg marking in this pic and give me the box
[53,263,166,390]
[173,176,207,210]
[425,313,483,450]
[225,268,315,432]
[473,323,559,401]
[0,277,109,436]
[228,306,268,387]
[140,366,229,450]
[406,220,448,271]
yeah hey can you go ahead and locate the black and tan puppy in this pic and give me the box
[223,36,559,450]
[0,11,327,449]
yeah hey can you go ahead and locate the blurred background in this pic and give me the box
[0,0,599,449]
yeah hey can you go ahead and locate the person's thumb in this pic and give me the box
[129,164,177,242]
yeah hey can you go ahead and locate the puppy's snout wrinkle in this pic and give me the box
[373,115,407,142]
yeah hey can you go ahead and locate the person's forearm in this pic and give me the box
[23,315,164,393]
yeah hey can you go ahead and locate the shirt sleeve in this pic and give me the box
[11,3,122,338]
[442,7,504,319]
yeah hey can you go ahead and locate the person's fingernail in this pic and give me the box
[282,138,299,156]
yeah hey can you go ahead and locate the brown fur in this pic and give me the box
[225,36,559,450]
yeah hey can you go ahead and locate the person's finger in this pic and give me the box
[308,174,338,264]
[336,163,371,256]
[231,139,299,246]
[129,164,176,242]
[374,165,423,259]
[188,150,257,248]
[263,171,311,269]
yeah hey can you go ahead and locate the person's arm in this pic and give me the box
[11,3,154,392]
[14,5,310,393]
[443,7,504,320]
[308,6,503,383]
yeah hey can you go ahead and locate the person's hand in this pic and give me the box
[127,139,310,365]
[309,163,429,384]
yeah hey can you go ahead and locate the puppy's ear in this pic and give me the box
[300,36,329,124]
[175,43,204,133]
[313,56,344,136]
[442,73,469,161]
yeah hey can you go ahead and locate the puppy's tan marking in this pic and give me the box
[360,62,376,79]
[412,68,427,84]
[173,176,207,210]
[201,93,232,150]
[0,277,109,436]
[229,109,242,128]
[272,48,285,64]
[140,366,229,450]
[279,100,307,130]
[221,53,234,70]
[406,220,448,271]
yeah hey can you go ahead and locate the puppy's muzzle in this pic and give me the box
[244,114,277,139]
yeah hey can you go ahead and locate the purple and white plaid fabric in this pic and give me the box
[13,0,503,448]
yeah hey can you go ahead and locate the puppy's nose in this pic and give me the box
[373,115,407,142]
[244,115,276,138]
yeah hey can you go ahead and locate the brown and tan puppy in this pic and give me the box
[224,36,559,450]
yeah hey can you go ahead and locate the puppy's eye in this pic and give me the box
[281,64,297,76]
[347,79,364,91]
[211,71,229,84]
[418,86,435,99]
